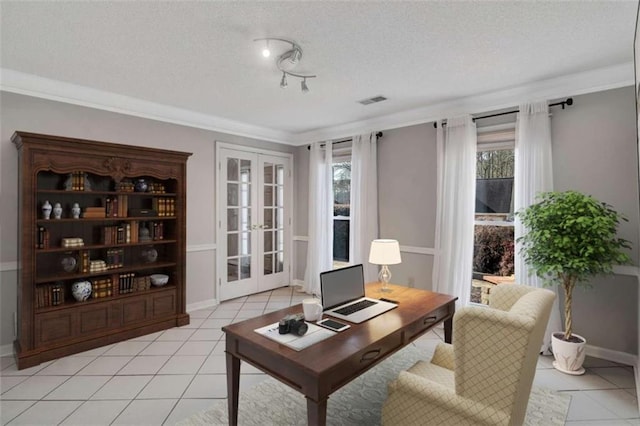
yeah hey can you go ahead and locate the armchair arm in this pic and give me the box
[382,371,509,426]
[431,342,454,370]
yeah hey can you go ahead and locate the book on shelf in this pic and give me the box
[36,226,50,249]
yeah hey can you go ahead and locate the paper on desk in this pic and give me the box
[254,322,336,351]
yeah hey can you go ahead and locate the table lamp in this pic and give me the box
[368,239,402,292]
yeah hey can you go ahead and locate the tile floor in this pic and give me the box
[1,286,638,425]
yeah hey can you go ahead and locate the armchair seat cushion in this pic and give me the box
[406,360,454,388]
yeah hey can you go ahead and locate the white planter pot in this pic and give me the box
[551,332,586,375]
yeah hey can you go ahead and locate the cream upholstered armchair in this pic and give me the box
[382,284,555,426]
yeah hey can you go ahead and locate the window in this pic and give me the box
[332,160,351,268]
[471,134,515,304]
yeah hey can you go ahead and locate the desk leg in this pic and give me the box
[444,316,453,344]
[306,397,327,426]
[226,352,240,426]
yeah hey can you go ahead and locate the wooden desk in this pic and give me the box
[223,283,457,426]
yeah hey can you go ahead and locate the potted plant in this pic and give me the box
[517,190,631,375]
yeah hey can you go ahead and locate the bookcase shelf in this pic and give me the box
[13,131,191,369]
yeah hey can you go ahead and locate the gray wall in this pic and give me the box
[0,92,295,351]
[293,86,639,355]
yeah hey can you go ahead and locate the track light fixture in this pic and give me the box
[254,37,317,93]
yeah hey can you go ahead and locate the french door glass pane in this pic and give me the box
[227,159,239,181]
[240,208,251,231]
[227,234,238,257]
[264,208,273,229]
[264,230,273,252]
[227,259,239,282]
[241,183,251,206]
[264,186,273,206]
[276,164,284,185]
[227,208,238,232]
[240,256,251,279]
[276,208,284,228]
[264,163,273,184]
[240,160,251,182]
[264,253,273,275]
[227,183,238,206]
[240,232,251,256]
[276,251,284,273]
[276,185,284,206]
[276,229,284,252]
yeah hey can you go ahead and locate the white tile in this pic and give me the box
[268,295,292,302]
[157,328,196,341]
[536,354,556,370]
[582,389,640,419]
[103,341,151,356]
[534,369,618,391]
[175,341,217,356]
[1,361,52,376]
[0,400,35,424]
[1,375,69,400]
[566,421,636,425]
[112,398,177,425]
[91,375,153,400]
[137,374,194,399]
[7,400,82,425]
[242,361,264,375]
[234,309,265,319]
[592,367,637,389]
[265,302,290,310]
[60,400,129,425]
[36,356,96,375]
[210,341,226,355]
[0,356,16,370]
[565,391,619,421]
[242,302,267,310]
[127,330,164,341]
[158,355,206,375]
[624,387,637,397]
[0,376,28,393]
[163,398,216,425]
[77,356,133,375]
[583,356,627,368]
[179,318,205,329]
[117,356,170,375]
[217,302,244,310]
[44,375,111,400]
[71,344,116,357]
[199,318,231,329]
[198,355,226,374]
[246,294,270,302]
[189,329,224,341]
[209,310,237,319]
[188,309,215,319]
[182,374,227,398]
[139,341,183,356]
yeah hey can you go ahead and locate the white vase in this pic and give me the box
[551,332,586,375]
[53,202,63,219]
[42,200,52,220]
[71,203,81,219]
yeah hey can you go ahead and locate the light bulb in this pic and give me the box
[301,79,309,93]
[280,73,288,89]
[262,48,270,58]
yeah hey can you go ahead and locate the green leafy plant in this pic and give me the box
[517,190,631,341]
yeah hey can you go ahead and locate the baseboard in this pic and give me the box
[186,298,218,312]
[291,279,306,292]
[0,343,14,357]
[585,343,638,367]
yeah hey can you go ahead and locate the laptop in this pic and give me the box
[320,264,397,324]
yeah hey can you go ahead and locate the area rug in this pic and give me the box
[177,344,571,426]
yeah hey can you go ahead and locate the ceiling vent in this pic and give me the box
[358,96,387,105]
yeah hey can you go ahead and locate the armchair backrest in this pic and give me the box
[453,285,555,426]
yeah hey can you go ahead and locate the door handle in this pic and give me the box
[423,315,438,325]
[360,349,381,362]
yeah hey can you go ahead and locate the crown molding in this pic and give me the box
[291,62,634,145]
[0,68,297,145]
[1,63,633,147]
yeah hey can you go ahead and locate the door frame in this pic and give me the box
[215,141,294,302]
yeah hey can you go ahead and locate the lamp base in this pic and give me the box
[379,265,392,292]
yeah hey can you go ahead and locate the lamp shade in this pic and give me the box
[368,239,402,265]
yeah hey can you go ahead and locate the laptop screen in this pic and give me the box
[320,264,365,310]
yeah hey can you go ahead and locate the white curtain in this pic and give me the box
[515,101,561,354]
[432,116,477,306]
[303,142,334,296]
[350,132,379,282]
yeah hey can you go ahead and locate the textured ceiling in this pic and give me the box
[0,1,636,143]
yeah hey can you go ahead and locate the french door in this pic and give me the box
[216,144,292,301]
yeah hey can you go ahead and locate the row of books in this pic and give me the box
[92,277,113,299]
[36,226,50,249]
[103,223,134,245]
[152,198,176,217]
[145,222,165,241]
[65,171,88,191]
[118,273,152,294]
[83,206,106,218]
[106,195,128,218]
[106,248,125,269]
[35,283,64,308]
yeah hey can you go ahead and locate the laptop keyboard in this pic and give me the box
[334,299,377,316]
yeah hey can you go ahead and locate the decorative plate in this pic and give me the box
[61,254,77,273]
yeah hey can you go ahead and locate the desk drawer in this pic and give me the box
[330,330,402,391]
[405,306,451,342]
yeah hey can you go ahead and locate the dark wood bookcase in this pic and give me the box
[12,132,191,369]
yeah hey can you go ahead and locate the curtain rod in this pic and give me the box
[307,131,383,150]
[433,98,573,128]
